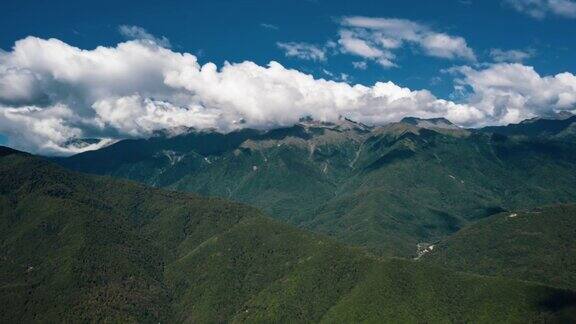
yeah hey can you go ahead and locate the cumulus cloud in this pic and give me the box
[119,25,172,48]
[450,63,576,125]
[420,33,476,60]
[0,68,44,105]
[504,0,576,18]
[338,30,396,67]
[0,37,574,155]
[337,16,476,67]
[489,48,534,62]
[276,42,327,61]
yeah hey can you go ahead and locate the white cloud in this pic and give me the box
[338,31,385,58]
[421,34,476,61]
[489,48,534,62]
[0,37,574,155]
[0,104,81,153]
[0,67,44,105]
[118,25,172,48]
[504,0,576,18]
[337,30,396,67]
[276,42,326,61]
[92,95,218,137]
[352,61,368,70]
[260,23,279,30]
[451,63,576,125]
[337,16,476,66]
[549,0,576,16]
[0,37,488,155]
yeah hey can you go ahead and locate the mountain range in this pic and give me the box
[2,147,576,322]
[57,115,576,257]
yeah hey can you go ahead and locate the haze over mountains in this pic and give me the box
[58,115,576,256]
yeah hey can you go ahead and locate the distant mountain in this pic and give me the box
[401,116,462,130]
[522,111,574,123]
[480,115,576,138]
[61,137,116,152]
[56,116,576,256]
[423,204,576,291]
[2,149,576,322]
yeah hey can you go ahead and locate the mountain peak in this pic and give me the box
[555,111,575,119]
[520,111,575,124]
[0,146,23,157]
[297,115,372,132]
[400,117,459,130]
[480,113,576,137]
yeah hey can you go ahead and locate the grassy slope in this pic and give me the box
[424,204,576,291]
[3,150,576,322]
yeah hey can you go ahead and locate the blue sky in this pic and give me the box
[1,0,576,153]
[2,0,575,94]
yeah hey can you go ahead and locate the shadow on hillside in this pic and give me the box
[539,290,576,321]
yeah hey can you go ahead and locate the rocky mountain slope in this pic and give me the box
[56,116,576,256]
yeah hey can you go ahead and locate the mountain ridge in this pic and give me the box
[55,116,576,256]
[2,150,576,322]
[24,114,574,157]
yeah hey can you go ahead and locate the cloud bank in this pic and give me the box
[0,37,574,155]
[451,63,576,124]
